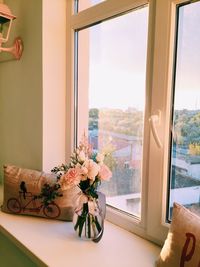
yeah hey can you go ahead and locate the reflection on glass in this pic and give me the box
[168,1,200,220]
[77,7,149,217]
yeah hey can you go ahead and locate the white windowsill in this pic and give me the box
[0,210,161,267]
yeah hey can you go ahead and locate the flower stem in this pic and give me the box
[87,214,91,238]
[94,216,102,233]
[74,202,89,238]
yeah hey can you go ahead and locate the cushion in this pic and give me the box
[1,165,79,221]
[156,202,200,267]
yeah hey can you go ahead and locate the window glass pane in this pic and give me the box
[77,7,149,217]
[168,1,200,220]
[74,0,105,13]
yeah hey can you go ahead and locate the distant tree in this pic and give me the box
[89,108,99,119]
[189,143,200,155]
[174,110,200,146]
[89,108,99,130]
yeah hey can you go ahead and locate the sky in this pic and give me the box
[174,1,200,110]
[87,6,148,111]
[79,0,105,12]
[78,1,200,111]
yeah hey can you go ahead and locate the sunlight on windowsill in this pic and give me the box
[0,210,161,267]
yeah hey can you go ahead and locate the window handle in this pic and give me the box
[149,110,162,149]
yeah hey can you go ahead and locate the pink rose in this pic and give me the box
[59,167,81,190]
[98,164,112,181]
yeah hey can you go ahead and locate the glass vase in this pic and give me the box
[73,192,105,241]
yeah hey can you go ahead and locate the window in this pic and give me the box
[76,6,148,218]
[66,0,200,244]
[168,1,200,220]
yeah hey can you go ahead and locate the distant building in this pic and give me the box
[187,156,200,180]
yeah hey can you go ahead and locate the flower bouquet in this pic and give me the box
[52,135,112,241]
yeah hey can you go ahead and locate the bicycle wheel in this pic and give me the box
[7,198,21,214]
[43,203,61,219]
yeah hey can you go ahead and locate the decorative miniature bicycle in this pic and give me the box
[7,191,61,219]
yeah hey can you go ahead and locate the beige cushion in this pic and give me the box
[1,165,79,221]
[156,202,200,267]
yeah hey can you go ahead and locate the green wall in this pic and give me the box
[0,233,39,267]
[0,2,67,265]
[0,0,43,182]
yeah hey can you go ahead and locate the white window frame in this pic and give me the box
[146,0,195,243]
[66,0,193,245]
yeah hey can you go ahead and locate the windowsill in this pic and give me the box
[0,209,161,267]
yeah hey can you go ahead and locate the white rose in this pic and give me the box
[81,166,88,175]
[80,166,88,181]
[83,159,100,180]
[78,150,86,162]
[96,153,104,164]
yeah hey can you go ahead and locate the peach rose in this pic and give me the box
[98,164,112,181]
[59,167,81,190]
